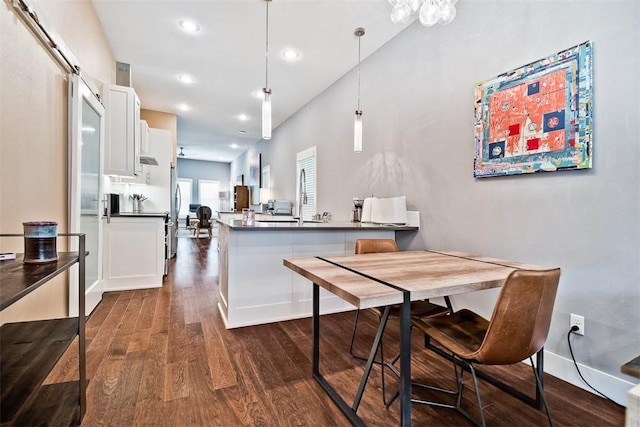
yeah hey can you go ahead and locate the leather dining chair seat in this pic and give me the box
[411,268,561,427]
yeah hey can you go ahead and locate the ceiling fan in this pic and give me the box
[178,147,185,157]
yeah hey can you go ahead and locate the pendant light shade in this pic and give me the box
[354,110,363,153]
[354,27,365,153]
[262,0,272,140]
[262,88,271,140]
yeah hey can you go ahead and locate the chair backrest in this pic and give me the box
[476,268,561,365]
[196,206,212,227]
[355,239,398,254]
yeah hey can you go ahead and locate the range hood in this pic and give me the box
[139,155,158,166]
[117,61,159,167]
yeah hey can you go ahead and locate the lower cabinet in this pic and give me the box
[103,216,165,291]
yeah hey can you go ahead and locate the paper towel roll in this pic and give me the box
[370,196,407,224]
[361,197,375,223]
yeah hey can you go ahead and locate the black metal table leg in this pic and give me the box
[352,306,392,411]
[312,283,365,426]
[399,292,412,427]
[313,283,320,376]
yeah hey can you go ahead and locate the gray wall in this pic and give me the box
[233,1,640,402]
[177,158,231,204]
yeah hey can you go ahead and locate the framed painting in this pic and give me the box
[474,41,593,178]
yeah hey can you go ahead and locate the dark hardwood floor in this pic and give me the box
[47,235,625,426]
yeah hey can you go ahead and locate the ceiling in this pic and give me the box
[91,0,413,163]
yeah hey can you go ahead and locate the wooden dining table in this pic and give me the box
[283,250,557,427]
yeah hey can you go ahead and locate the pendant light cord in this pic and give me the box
[354,27,364,112]
[357,34,361,111]
[265,0,270,89]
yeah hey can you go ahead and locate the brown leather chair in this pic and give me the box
[411,268,561,426]
[354,238,398,254]
[350,239,452,404]
[195,206,213,238]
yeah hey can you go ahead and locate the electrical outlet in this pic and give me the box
[570,313,585,336]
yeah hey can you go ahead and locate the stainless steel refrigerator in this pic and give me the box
[170,166,180,258]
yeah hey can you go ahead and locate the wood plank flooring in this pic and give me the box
[47,236,625,426]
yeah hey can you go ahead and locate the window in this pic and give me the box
[178,178,192,219]
[296,146,316,221]
[198,179,221,213]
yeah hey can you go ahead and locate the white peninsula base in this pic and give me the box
[217,220,417,329]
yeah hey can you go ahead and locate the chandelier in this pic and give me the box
[389,0,458,26]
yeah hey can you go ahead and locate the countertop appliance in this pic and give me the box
[266,199,292,215]
[352,198,364,222]
[107,193,120,215]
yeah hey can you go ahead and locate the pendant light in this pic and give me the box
[354,27,365,153]
[262,0,272,140]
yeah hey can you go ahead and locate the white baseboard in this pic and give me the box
[541,349,637,407]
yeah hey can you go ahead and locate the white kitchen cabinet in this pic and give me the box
[103,216,165,291]
[103,84,141,176]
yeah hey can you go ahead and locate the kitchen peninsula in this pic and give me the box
[217,219,418,328]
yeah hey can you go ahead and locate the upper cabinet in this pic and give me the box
[103,84,140,176]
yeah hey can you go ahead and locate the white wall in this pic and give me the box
[0,0,115,324]
[233,0,640,403]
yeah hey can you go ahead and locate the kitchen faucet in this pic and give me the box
[298,168,307,226]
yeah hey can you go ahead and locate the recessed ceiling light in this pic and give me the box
[253,90,264,99]
[177,103,190,111]
[178,19,200,34]
[230,143,239,149]
[281,48,300,61]
[177,74,195,84]
[237,114,249,121]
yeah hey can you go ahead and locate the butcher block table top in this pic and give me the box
[284,249,554,308]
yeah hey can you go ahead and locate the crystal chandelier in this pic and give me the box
[389,0,458,26]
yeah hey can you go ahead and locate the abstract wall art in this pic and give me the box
[474,41,593,178]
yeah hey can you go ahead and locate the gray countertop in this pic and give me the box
[216,219,418,231]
